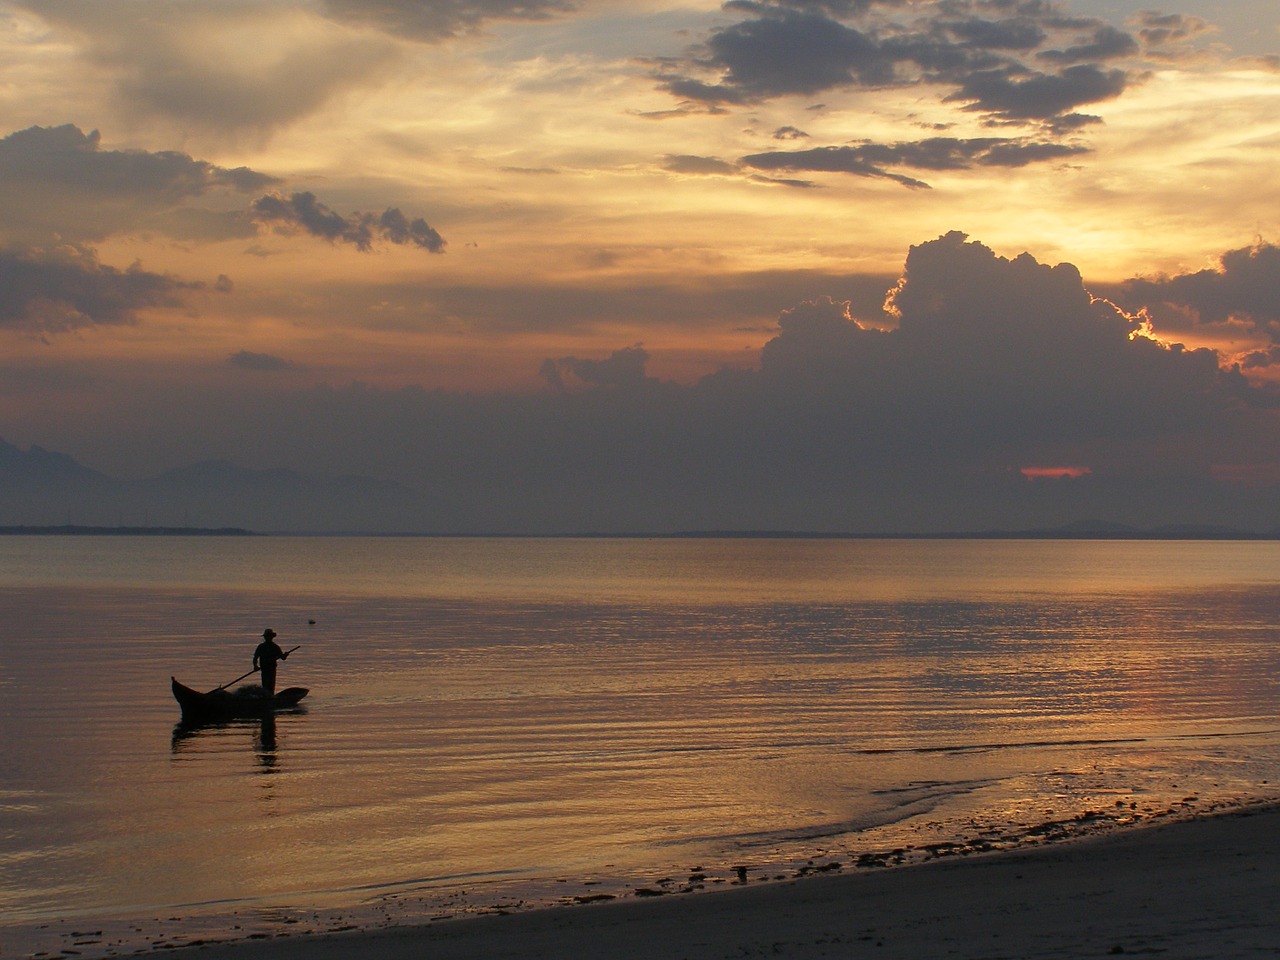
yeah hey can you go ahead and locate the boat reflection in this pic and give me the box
[171,708,304,773]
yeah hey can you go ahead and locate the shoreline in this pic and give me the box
[182,801,1280,960]
[13,800,1280,959]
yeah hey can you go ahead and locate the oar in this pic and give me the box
[215,646,301,691]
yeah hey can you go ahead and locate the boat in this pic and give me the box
[171,677,309,725]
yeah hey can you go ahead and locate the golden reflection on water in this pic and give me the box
[1,537,1279,938]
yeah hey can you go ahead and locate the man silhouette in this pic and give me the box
[253,629,290,696]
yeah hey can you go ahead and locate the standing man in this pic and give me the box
[253,628,289,696]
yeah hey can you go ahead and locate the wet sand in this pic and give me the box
[162,802,1280,960]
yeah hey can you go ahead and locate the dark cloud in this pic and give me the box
[944,63,1127,120]
[741,145,931,188]
[0,124,278,243]
[704,9,895,96]
[1241,347,1280,371]
[659,0,1141,136]
[748,174,822,188]
[251,192,446,253]
[540,344,655,391]
[943,16,1046,51]
[316,0,576,41]
[1038,24,1138,64]
[732,0,883,14]
[0,245,194,333]
[1108,241,1280,344]
[773,126,810,140]
[740,135,1087,186]
[655,76,751,107]
[73,233,1275,535]
[1133,12,1217,51]
[0,125,275,196]
[228,351,295,372]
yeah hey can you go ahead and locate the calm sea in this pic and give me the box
[2,537,1279,955]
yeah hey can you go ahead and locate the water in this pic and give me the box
[2,537,1279,956]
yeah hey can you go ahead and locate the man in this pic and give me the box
[253,628,290,696]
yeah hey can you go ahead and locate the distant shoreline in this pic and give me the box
[0,525,1276,539]
[0,525,255,536]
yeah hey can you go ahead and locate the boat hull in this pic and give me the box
[171,677,308,724]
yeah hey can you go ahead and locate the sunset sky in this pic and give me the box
[1,0,1278,533]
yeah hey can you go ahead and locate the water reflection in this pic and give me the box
[170,711,299,774]
[5,537,1280,941]
[257,714,277,763]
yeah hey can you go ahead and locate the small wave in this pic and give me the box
[849,727,1280,757]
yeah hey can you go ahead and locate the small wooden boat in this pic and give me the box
[171,676,309,725]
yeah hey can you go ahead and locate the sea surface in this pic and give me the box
[2,536,1279,956]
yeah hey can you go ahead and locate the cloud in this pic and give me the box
[0,124,277,243]
[741,145,930,188]
[944,63,1127,120]
[13,1,398,135]
[316,0,576,42]
[739,136,1088,187]
[0,125,445,258]
[1037,25,1138,64]
[702,8,895,97]
[663,154,740,176]
[1108,241,1280,345]
[658,0,1140,133]
[0,244,195,333]
[250,192,446,253]
[0,124,275,195]
[98,233,1274,535]
[1133,11,1218,55]
[942,15,1046,52]
[540,344,655,391]
[228,350,296,372]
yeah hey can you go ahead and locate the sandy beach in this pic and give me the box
[156,803,1280,960]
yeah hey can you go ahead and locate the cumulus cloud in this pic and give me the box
[250,192,446,253]
[150,232,1272,535]
[1108,241,1280,346]
[0,245,194,333]
[742,231,1236,448]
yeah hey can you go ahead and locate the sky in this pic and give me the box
[0,0,1278,533]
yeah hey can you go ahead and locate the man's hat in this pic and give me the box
[263,629,277,640]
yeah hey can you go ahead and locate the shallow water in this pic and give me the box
[2,537,1279,955]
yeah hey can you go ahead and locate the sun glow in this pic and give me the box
[1020,466,1093,480]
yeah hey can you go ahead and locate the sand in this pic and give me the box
[165,803,1280,960]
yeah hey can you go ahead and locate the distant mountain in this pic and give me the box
[0,438,109,485]
[0,439,1275,536]
[0,440,424,532]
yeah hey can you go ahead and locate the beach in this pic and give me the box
[159,803,1280,960]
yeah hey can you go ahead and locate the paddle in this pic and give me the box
[215,646,301,691]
